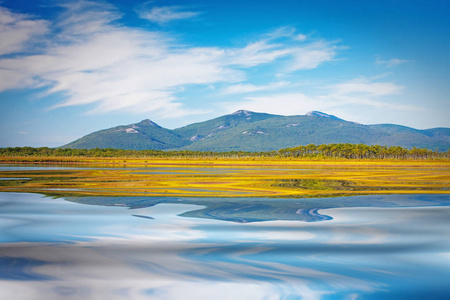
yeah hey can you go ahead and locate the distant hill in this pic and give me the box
[62,119,189,150]
[62,110,450,151]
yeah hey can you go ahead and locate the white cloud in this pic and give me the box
[227,40,291,67]
[288,42,338,71]
[56,0,121,35]
[223,77,418,116]
[329,78,404,97]
[0,7,48,55]
[295,34,307,41]
[263,26,309,42]
[137,5,200,25]
[222,83,262,95]
[323,77,419,111]
[227,33,338,71]
[221,81,290,95]
[0,2,342,119]
[0,3,238,118]
[376,58,410,68]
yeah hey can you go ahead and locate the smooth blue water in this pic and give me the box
[0,192,449,300]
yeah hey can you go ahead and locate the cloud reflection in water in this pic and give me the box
[0,192,449,299]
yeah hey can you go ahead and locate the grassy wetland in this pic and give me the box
[0,154,448,198]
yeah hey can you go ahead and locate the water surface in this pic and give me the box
[1,191,449,300]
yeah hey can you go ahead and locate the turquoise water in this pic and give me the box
[0,192,449,299]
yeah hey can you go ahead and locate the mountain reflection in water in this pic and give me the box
[0,192,449,300]
[66,194,447,223]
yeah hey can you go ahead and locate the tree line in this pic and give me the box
[277,144,448,160]
[0,144,448,160]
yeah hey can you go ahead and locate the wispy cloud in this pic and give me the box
[136,3,200,25]
[0,6,48,55]
[263,26,307,41]
[288,41,338,71]
[329,77,404,97]
[376,57,410,68]
[221,82,290,95]
[0,2,342,119]
[224,77,417,116]
[228,40,291,67]
[322,77,417,111]
[227,29,339,71]
[0,2,235,118]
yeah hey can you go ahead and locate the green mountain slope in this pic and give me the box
[175,113,368,151]
[62,110,450,151]
[62,119,189,150]
[367,124,450,151]
[173,110,279,142]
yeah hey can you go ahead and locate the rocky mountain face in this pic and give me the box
[62,111,450,151]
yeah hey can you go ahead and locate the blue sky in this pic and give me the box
[0,0,449,147]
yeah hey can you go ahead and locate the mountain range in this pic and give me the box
[62,110,450,151]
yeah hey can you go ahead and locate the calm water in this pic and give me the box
[0,190,449,300]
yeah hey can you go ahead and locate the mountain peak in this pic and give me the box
[231,110,253,116]
[137,119,160,127]
[62,111,450,152]
[306,111,341,120]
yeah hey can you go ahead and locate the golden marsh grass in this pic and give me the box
[0,157,449,197]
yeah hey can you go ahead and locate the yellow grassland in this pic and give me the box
[0,156,449,197]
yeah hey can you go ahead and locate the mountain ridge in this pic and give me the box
[62,111,450,151]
